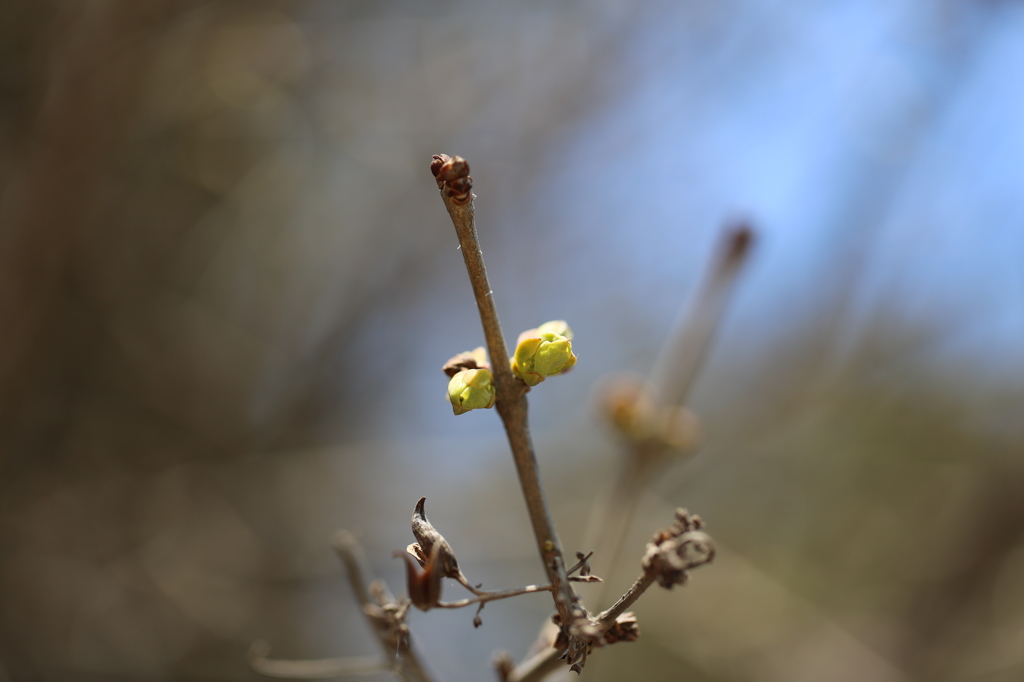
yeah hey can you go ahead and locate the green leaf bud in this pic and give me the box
[511,321,577,386]
[535,320,574,339]
[447,368,496,415]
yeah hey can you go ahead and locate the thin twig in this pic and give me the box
[432,155,579,628]
[593,572,657,628]
[435,583,553,609]
[248,643,384,679]
[565,551,594,576]
[505,648,564,682]
[333,531,436,682]
[335,529,373,606]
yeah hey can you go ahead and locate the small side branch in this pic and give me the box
[597,509,714,631]
[504,648,564,682]
[248,643,384,679]
[436,583,553,609]
[593,573,657,628]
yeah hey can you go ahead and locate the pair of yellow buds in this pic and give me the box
[446,321,577,415]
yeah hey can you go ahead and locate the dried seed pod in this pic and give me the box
[409,497,481,594]
[410,497,461,577]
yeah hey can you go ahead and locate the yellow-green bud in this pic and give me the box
[511,321,577,386]
[447,368,496,415]
[535,320,573,339]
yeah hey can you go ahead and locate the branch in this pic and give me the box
[505,648,563,682]
[435,574,601,611]
[593,572,657,628]
[585,223,755,604]
[248,643,384,679]
[333,531,436,682]
[431,155,580,628]
[648,222,754,409]
[436,583,553,609]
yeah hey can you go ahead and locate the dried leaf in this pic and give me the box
[642,508,715,588]
[602,613,639,645]
[442,347,490,377]
[394,544,442,611]
[410,497,483,593]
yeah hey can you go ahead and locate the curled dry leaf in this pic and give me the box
[602,613,639,645]
[552,613,595,675]
[642,508,715,589]
[442,346,490,377]
[395,544,443,611]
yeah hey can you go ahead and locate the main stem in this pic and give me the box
[440,190,578,627]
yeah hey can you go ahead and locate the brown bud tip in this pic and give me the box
[432,155,474,203]
[430,154,452,178]
[446,175,473,199]
[494,653,515,681]
[437,155,470,182]
[723,221,755,266]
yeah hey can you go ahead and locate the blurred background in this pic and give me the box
[2,1,1023,680]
